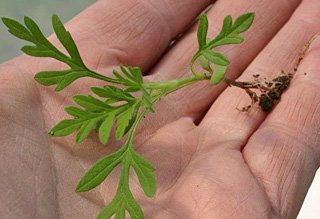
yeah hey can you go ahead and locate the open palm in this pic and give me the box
[1,0,320,218]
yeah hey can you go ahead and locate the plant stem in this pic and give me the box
[224,77,270,91]
[144,72,210,96]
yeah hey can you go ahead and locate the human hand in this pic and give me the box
[1,0,320,218]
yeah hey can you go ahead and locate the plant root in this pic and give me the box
[225,32,320,112]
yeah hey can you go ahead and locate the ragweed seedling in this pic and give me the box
[2,12,256,219]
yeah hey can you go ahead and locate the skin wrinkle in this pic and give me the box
[247,125,317,217]
[7,64,61,218]
[261,123,319,164]
[279,150,299,217]
[3,169,34,217]
[277,145,294,214]
[162,122,198,194]
[283,147,307,217]
[134,0,172,39]
[0,182,23,218]
[195,165,252,215]
[199,119,254,151]
[85,0,172,69]
[30,83,61,219]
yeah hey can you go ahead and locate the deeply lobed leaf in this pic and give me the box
[207,12,255,48]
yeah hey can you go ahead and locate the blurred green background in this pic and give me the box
[0,0,96,63]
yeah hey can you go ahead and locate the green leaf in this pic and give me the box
[21,45,54,57]
[98,115,114,145]
[34,70,89,91]
[201,50,230,66]
[1,17,33,41]
[2,15,116,91]
[220,15,232,37]
[128,66,143,84]
[197,14,208,49]
[97,174,144,219]
[219,35,244,45]
[96,198,119,219]
[76,149,125,192]
[92,86,134,102]
[73,95,112,112]
[76,120,97,143]
[24,16,51,47]
[131,151,156,197]
[65,106,89,118]
[205,12,255,49]
[52,14,84,66]
[232,12,255,34]
[116,103,140,140]
[210,65,228,85]
[116,66,144,87]
[199,55,211,72]
[49,119,82,137]
[124,193,144,219]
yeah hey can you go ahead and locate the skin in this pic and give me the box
[0,0,320,218]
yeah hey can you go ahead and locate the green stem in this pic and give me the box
[126,110,148,146]
[88,69,120,84]
[144,72,210,97]
[189,52,202,75]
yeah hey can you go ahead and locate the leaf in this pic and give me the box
[76,120,97,143]
[220,15,232,37]
[124,193,144,219]
[65,106,89,118]
[21,45,54,57]
[97,198,119,219]
[2,15,117,91]
[76,148,125,192]
[210,65,228,85]
[131,151,156,197]
[99,115,114,145]
[52,14,84,66]
[24,16,51,46]
[232,12,255,34]
[128,66,143,84]
[201,50,230,66]
[199,56,211,71]
[34,70,89,91]
[55,72,88,91]
[97,173,144,219]
[73,95,112,112]
[116,103,140,140]
[49,119,82,137]
[219,35,244,45]
[92,86,134,102]
[205,12,255,49]
[197,14,208,49]
[1,17,33,41]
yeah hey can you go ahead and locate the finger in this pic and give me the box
[200,0,320,149]
[21,0,212,73]
[143,0,301,130]
[243,36,320,218]
[199,0,320,216]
